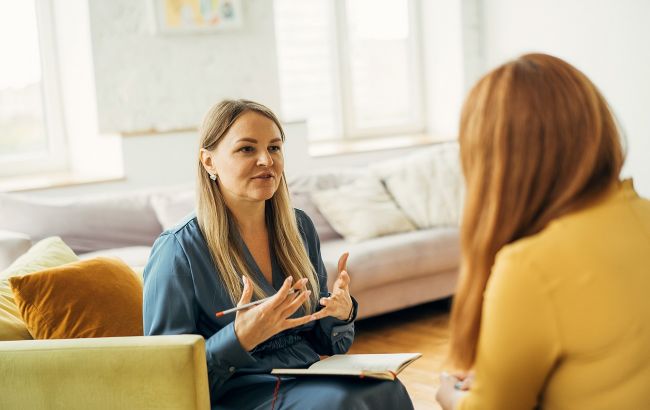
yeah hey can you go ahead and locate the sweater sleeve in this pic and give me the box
[142,234,256,398]
[457,248,561,410]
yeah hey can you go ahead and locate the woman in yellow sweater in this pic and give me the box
[436,53,650,409]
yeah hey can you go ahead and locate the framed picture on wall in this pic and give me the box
[152,0,243,33]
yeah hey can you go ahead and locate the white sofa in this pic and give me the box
[0,145,461,319]
[0,144,462,410]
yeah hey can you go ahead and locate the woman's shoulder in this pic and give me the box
[153,214,203,250]
[163,212,199,235]
[145,215,204,278]
[293,207,317,235]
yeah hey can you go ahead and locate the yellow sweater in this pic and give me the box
[458,180,650,410]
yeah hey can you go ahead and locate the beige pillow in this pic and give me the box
[0,237,79,341]
[311,175,416,242]
[291,191,342,241]
[370,143,463,229]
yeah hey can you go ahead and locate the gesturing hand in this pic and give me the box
[312,252,354,321]
[234,275,315,352]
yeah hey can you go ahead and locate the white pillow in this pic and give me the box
[370,143,463,229]
[311,175,416,242]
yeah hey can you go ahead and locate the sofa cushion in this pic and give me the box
[320,227,460,291]
[311,175,416,242]
[0,192,163,254]
[9,257,143,339]
[79,246,152,270]
[0,237,79,341]
[370,143,463,229]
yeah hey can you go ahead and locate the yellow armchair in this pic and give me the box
[0,335,210,410]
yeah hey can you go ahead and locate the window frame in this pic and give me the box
[0,0,68,178]
[335,0,425,140]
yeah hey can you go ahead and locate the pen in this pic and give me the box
[215,289,297,317]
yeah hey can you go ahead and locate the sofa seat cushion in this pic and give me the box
[319,227,460,292]
[79,246,152,270]
[9,257,143,339]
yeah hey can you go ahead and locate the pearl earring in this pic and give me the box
[209,173,217,181]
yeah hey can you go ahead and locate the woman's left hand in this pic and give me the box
[312,252,353,321]
[436,371,469,410]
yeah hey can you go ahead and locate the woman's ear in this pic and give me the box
[200,148,215,174]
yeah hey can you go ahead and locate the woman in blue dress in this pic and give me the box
[142,99,414,409]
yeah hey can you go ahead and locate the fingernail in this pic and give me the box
[286,277,293,284]
[305,290,312,296]
[301,278,308,284]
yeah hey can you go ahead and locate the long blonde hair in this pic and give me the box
[196,99,319,311]
[449,53,624,369]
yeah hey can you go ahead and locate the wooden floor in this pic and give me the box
[348,298,452,410]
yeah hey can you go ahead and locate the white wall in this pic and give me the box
[53,0,122,178]
[420,0,484,139]
[481,0,650,196]
[21,0,462,198]
[88,0,281,133]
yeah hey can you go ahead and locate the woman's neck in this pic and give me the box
[226,198,267,234]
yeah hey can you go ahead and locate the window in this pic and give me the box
[274,0,424,143]
[0,0,66,177]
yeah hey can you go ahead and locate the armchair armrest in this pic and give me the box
[0,335,210,410]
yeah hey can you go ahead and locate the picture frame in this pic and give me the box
[152,0,243,33]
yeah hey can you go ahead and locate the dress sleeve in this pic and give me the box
[143,234,198,336]
[457,248,561,410]
[142,234,256,396]
[295,209,356,355]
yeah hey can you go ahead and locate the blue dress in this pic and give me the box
[143,209,413,409]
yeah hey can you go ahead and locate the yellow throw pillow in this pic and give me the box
[9,257,143,339]
[0,236,79,341]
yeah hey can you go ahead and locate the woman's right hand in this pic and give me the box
[234,275,316,351]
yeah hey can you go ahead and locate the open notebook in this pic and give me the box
[271,353,422,381]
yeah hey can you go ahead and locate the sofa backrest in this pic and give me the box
[0,192,163,254]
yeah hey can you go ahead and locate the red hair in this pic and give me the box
[449,53,624,369]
